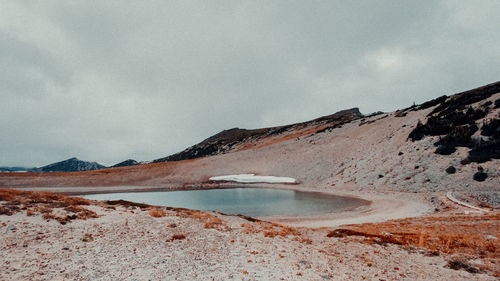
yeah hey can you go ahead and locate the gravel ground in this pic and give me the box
[1,203,496,281]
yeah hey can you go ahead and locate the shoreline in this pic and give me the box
[10,183,434,228]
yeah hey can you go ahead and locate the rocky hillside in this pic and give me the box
[153,108,363,162]
[35,157,106,172]
[407,82,500,163]
[111,159,140,168]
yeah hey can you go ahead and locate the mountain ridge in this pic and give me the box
[153,108,363,163]
[35,157,106,172]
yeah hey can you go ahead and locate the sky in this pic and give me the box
[1,1,499,167]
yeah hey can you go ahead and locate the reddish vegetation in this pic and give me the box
[235,125,328,152]
[241,221,299,238]
[0,188,91,205]
[331,211,500,275]
[0,188,98,224]
[148,209,167,217]
[179,210,230,231]
[166,234,186,242]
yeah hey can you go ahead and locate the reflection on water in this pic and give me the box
[83,187,367,217]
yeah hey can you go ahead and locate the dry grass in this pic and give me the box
[262,223,298,237]
[0,188,91,206]
[235,126,327,152]
[182,210,230,231]
[166,234,186,242]
[148,209,167,217]
[0,188,98,224]
[333,213,499,256]
[330,211,500,275]
[204,216,224,229]
[82,233,94,242]
[240,221,299,237]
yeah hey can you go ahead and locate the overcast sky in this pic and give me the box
[1,1,499,167]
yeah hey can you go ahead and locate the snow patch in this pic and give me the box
[209,174,296,184]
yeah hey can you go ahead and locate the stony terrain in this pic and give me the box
[1,189,498,280]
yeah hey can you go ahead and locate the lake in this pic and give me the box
[83,187,368,217]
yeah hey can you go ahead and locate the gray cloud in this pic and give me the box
[1,1,499,166]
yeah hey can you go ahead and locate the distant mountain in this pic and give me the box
[36,157,106,172]
[0,166,35,172]
[153,108,363,163]
[111,159,140,168]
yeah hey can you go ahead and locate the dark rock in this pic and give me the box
[480,118,500,137]
[395,110,407,117]
[481,101,492,108]
[408,120,426,141]
[445,166,456,174]
[435,145,456,155]
[473,171,488,182]
[415,95,448,111]
[494,98,500,108]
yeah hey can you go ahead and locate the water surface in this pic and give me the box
[83,188,367,217]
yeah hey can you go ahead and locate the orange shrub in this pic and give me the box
[149,209,166,217]
[166,234,186,242]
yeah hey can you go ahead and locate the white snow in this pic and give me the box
[209,174,296,183]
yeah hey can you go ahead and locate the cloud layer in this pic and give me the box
[1,1,499,166]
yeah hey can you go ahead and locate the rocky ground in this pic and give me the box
[1,189,498,280]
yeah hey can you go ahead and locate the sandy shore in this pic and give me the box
[265,191,431,228]
[12,183,433,229]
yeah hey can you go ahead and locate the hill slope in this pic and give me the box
[153,108,363,162]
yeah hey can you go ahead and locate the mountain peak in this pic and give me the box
[37,157,106,172]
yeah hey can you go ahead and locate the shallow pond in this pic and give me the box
[83,187,368,217]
